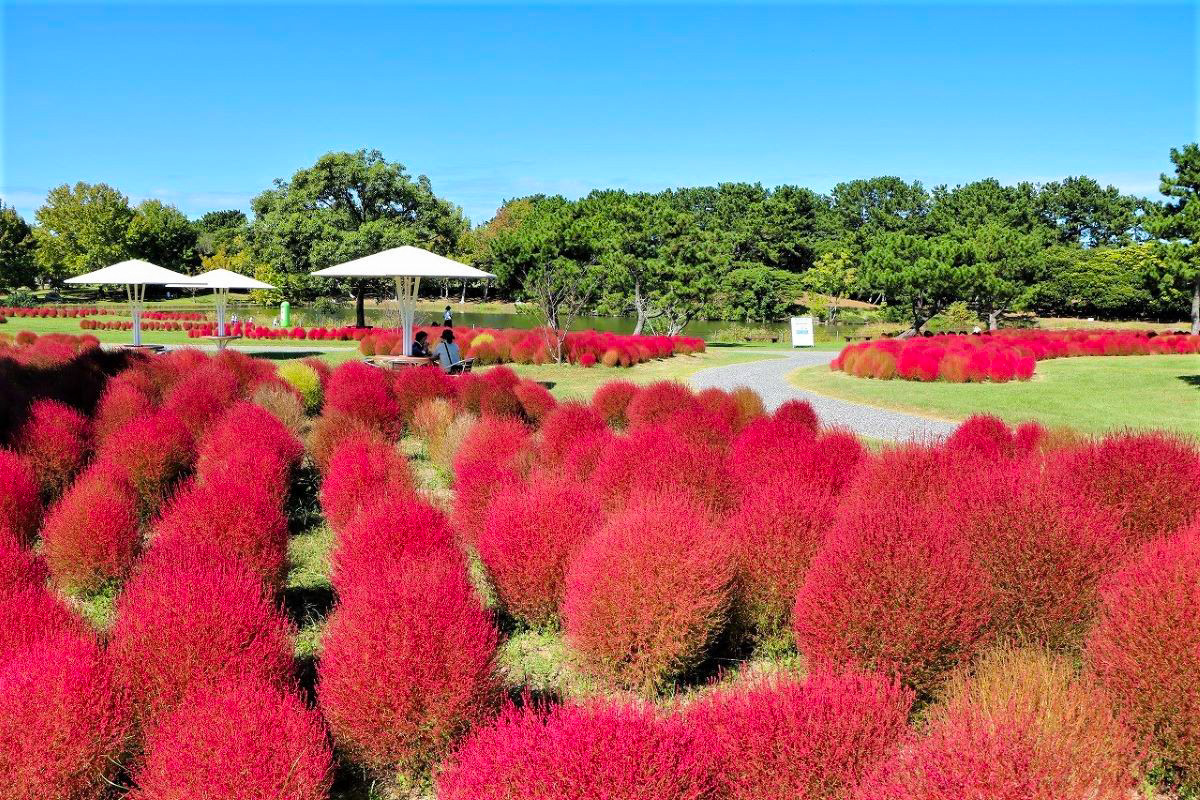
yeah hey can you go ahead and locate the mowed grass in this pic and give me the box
[789,354,1200,437]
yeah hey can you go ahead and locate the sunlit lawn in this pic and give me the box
[789,354,1200,437]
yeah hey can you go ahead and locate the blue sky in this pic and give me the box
[2,1,1195,225]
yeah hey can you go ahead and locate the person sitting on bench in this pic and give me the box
[433,328,462,372]
[411,330,432,359]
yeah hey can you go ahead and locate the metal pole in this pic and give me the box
[216,288,227,337]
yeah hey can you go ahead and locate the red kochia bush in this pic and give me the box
[320,436,414,533]
[943,414,1017,460]
[563,494,732,695]
[477,479,604,627]
[92,375,154,443]
[793,482,991,697]
[92,410,194,516]
[391,365,457,425]
[159,361,241,437]
[512,379,557,423]
[950,463,1121,650]
[0,585,89,664]
[14,398,91,497]
[153,473,289,589]
[438,700,714,800]
[535,402,609,467]
[773,398,820,432]
[591,424,733,512]
[109,539,295,728]
[1047,431,1200,547]
[0,539,47,597]
[1086,522,1200,785]
[0,450,40,547]
[41,468,140,591]
[130,677,332,800]
[318,556,499,780]
[195,402,304,495]
[690,671,914,800]
[329,495,461,600]
[453,415,532,543]
[323,361,403,439]
[590,380,639,427]
[0,633,130,800]
[624,380,701,429]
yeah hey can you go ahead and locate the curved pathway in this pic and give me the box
[690,350,958,442]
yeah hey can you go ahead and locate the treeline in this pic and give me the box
[2,144,1198,332]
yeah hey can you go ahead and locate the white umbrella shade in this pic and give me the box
[168,268,275,336]
[310,246,495,356]
[65,260,203,346]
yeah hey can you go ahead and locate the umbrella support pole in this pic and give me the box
[127,283,146,346]
[215,288,227,337]
[395,276,420,357]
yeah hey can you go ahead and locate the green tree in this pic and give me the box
[829,177,929,241]
[250,149,467,326]
[194,210,249,257]
[0,202,37,290]
[860,232,971,333]
[1146,143,1200,332]
[1028,246,1153,319]
[800,250,858,323]
[1038,176,1138,246]
[127,199,199,273]
[963,223,1045,329]
[33,182,134,282]
[720,266,799,323]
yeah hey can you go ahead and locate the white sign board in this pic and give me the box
[790,316,815,347]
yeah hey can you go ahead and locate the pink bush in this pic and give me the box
[773,398,820,432]
[535,402,610,468]
[41,468,140,591]
[109,538,295,729]
[0,449,40,547]
[318,555,499,780]
[477,478,604,627]
[320,436,414,533]
[195,401,304,497]
[92,374,155,442]
[0,539,47,597]
[590,380,639,427]
[625,381,701,429]
[323,361,403,439]
[591,425,733,512]
[563,494,733,695]
[690,671,914,800]
[14,398,91,497]
[130,677,332,800]
[0,633,131,800]
[513,379,558,423]
[392,365,457,425]
[0,585,89,663]
[453,415,532,542]
[159,360,241,437]
[944,414,1017,460]
[92,410,194,517]
[438,699,715,800]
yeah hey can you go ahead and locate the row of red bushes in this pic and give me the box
[833,328,1200,382]
[1,306,206,321]
[81,319,208,332]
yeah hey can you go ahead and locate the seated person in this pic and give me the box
[411,330,432,358]
[433,328,461,371]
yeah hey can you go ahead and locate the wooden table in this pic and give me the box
[366,355,437,369]
[201,335,242,351]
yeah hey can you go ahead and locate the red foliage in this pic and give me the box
[625,381,701,429]
[793,478,991,697]
[159,360,242,437]
[323,361,403,439]
[320,436,414,533]
[535,402,609,468]
[0,539,47,597]
[513,379,558,423]
[1086,522,1200,784]
[41,468,140,591]
[329,495,461,600]
[308,410,382,473]
[0,449,40,547]
[452,416,532,542]
[93,374,155,442]
[195,401,304,497]
[14,398,91,497]
[477,478,604,627]
[109,538,295,729]
[1046,430,1200,547]
[92,410,194,517]
[0,585,89,663]
[392,365,458,425]
[153,472,290,589]
[944,414,1017,460]
[689,671,914,800]
[562,494,732,694]
[130,677,332,800]
[317,556,499,779]
[590,425,733,512]
[590,380,639,427]
[0,633,131,800]
[438,699,715,800]
[773,398,820,432]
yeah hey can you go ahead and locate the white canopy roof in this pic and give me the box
[64,259,202,286]
[310,246,495,280]
[167,268,275,291]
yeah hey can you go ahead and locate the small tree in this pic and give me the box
[964,223,1045,329]
[801,250,858,324]
[1146,143,1200,333]
[860,232,971,335]
[0,202,37,290]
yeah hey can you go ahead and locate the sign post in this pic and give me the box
[790,316,815,348]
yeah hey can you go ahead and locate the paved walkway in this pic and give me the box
[689,350,958,442]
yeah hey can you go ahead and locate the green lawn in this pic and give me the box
[789,355,1200,436]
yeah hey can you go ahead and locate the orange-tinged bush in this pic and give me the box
[590,380,639,427]
[591,425,733,512]
[41,468,140,592]
[92,410,194,517]
[93,375,154,443]
[513,379,557,423]
[563,494,733,695]
[14,398,91,498]
[308,410,382,473]
[625,381,701,429]
[0,450,40,547]
[320,436,414,533]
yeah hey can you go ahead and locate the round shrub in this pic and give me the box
[329,495,461,600]
[0,449,40,547]
[159,361,241,438]
[943,414,1016,460]
[590,380,639,427]
[277,361,323,412]
[0,539,47,597]
[793,484,991,698]
[0,585,89,663]
[392,365,458,426]
[535,402,607,464]
[624,380,700,429]
[437,699,714,800]
[196,401,305,480]
[513,379,557,423]
[1086,522,1200,787]
[773,398,819,431]
[92,376,154,443]
[308,410,382,472]
[92,410,194,517]
[452,415,532,543]
[323,361,403,439]
[130,676,332,800]
[689,671,914,800]
[109,539,296,729]
[318,556,499,783]
[477,478,604,627]
[591,424,733,513]
[320,436,414,533]
[410,396,456,452]
[563,494,733,695]
[0,633,130,800]
[41,468,140,592]
[250,382,307,434]
[14,398,91,498]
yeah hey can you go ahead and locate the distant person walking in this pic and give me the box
[443,305,454,327]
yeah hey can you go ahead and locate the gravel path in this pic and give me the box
[690,350,958,442]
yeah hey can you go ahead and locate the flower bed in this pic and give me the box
[832,329,1200,382]
[2,306,205,321]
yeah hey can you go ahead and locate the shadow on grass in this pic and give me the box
[1178,374,1200,390]
[247,350,326,361]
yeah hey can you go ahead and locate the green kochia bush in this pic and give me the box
[276,361,322,413]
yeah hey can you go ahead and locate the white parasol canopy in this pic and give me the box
[65,259,203,346]
[310,246,495,356]
[169,268,275,337]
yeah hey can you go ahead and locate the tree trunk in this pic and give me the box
[354,281,366,328]
[460,280,467,304]
[1191,275,1199,335]
[988,309,999,331]
[631,282,647,335]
